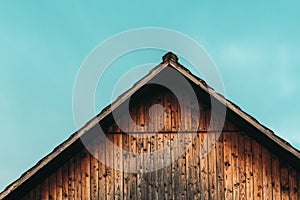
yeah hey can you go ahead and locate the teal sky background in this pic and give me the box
[1,1,300,191]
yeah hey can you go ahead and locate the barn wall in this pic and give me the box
[20,89,300,200]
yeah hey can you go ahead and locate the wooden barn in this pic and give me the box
[1,52,300,200]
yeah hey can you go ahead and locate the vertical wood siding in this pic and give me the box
[20,89,299,200]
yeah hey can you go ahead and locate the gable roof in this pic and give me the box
[1,52,300,199]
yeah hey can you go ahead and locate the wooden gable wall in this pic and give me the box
[16,84,300,200]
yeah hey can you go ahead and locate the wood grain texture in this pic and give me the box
[16,88,300,200]
[252,140,263,200]
[223,122,233,199]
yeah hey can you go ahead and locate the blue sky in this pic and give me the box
[1,1,300,191]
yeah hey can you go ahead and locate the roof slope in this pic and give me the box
[1,52,300,199]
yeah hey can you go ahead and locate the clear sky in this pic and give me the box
[1,0,300,191]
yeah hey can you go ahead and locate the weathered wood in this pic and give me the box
[163,93,173,199]
[90,144,99,200]
[200,107,209,199]
[74,152,81,200]
[271,154,281,200]
[136,102,144,199]
[262,147,272,200]
[171,93,179,199]
[177,96,187,199]
[289,167,298,200]
[238,132,246,200]
[98,133,106,200]
[68,157,75,199]
[208,110,217,200]
[148,94,159,200]
[129,104,137,200]
[62,160,69,199]
[156,95,165,199]
[192,99,201,199]
[252,140,263,199]
[41,178,49,200]
[216,132,225,200]
[49,172,56,200]
[231,130,240,200]
[223,122,233,199]
[56,167,63,200]
[280,161,289,200]
[7,85,300,200]
[105,134,114,200]
[35,182,42,200]
[114,131,122,200]
[122,126,130,200]
[81,149,90,200]
[4,59,300,200]
[245,135,254,200]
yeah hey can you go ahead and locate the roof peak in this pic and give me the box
[162,52,178,63]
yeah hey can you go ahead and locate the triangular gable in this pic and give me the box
[1,52,300,199]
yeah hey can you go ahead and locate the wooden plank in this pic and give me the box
[74,152,81,200]
[105,134,114,200]
[172,94,180,199]
[143,136,151,200]
[252,139,262,199]
[62,159,69,199]
[184,94,195,200]
[115,132,123,200]
[231,130,240,200]
[238,133,246,200]
[192,98,201,199]
[199,106,209,199]
[223,122,233,199]
[41,178,49,200]
[207,109,217,200]
[156,146,165,200]
[129,103,137,200]
[244,135,253,200]
[122,118,130,200]
[151,92,160,200]
[289,167,298,200]
[136,102,144,199]
[142,102,150,200]
[114,118,123,200]
[81,149,91,200]
[148,94,157,200]
[49,172,56,200]
[177,94,187,199]
[271,154,281,200]
[280,161,289,200]
[90,143,99,200]
[262,147,272,200]
[56,167,63,200]
[145,96,155,200]
[68,157,75,199]
[156,95,164,199]
[98,133,106,200]
[216,132,225,200]
[150,131,157,200]
[163,92,172,199]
